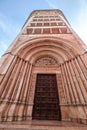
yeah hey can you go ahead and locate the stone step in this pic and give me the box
[0,120,87,130]
[0,126,87,130]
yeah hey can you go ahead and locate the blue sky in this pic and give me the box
[0,0,87,57]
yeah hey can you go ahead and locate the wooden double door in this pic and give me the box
[32,74,61,120]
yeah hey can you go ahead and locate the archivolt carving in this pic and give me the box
[34,56,58,66]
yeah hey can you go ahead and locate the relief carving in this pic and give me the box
[34,56,58,66]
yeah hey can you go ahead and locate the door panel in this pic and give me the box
[32,74,61,120]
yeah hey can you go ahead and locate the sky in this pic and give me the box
[0,0,87,57]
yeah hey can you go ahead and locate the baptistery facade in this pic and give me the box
[0,10,87,124]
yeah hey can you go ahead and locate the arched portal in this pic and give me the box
[32,55,61,120]
[0,37,87,124]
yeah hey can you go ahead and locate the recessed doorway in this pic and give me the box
[32,74,61,120]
